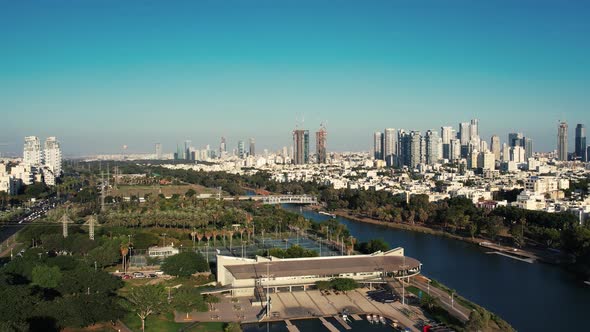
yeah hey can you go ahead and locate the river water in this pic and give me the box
[282,205,590,332]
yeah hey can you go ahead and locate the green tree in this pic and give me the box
[203,294,220,311]
[172,286,207,319]
[314,280,331,291]
[32,265,62,289]
[329,278,358,292]
[124,285,169,332]
[161,252,209,277]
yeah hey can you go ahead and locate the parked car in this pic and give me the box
[148,273,158,278]
[122,274,133,280]
[133,272,146,278]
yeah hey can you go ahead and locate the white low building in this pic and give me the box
[216,248,422,297]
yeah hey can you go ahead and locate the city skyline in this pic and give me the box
[1,1,589,155]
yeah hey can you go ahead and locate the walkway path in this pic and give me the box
[407,278,471,321]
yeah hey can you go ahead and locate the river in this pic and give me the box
[282,205,590,332]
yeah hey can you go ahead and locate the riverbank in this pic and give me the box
[316,207,568,265]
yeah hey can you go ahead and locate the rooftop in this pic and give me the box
[225,254,421,280]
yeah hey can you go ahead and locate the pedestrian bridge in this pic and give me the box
[226,195,318,205]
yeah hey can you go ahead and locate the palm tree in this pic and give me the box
[211,229,218,247]
[227,230,235,251]
[195,230,203,247]
[120,245,129,273]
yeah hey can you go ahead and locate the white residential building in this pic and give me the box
[23,136,42,167]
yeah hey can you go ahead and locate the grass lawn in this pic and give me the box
[122,312,225,332]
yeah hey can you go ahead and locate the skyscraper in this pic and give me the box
[219,137,227,158]
[424,130,439,165]
[184,140,192,161]
[23,136,42,167]
[315,125,327,164]
[508,133,523,147]
[470,119,479,141]
[155,143,162,159]
[441,126,453,159]
[409,131,422,168]
[523,137,533,159]
[459,122,470,145]
[490,135,500,161]
[558,122,568,161]
[383,128,397,166]
[449,139,461,160]
[575,124,587,161]
[373,132,383,160]
[399,131,422,168]
[237,140,246,159]
[249,138,255,157]
[293,129,309,164]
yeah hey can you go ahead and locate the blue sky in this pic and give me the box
[0,0,589,155]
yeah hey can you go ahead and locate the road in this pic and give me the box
[0,198,61,244]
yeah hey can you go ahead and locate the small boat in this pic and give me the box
[367,314,373,323]
[319,211,337,218]
[379,316,386,324]
[584,281,590,286]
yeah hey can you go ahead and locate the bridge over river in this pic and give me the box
[224,195,317,205]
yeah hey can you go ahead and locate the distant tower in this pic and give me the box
[383,128,397,166]
[490,135,501,161]
[249,138,255,157]
[293,129,309,164]
[373,132,383,160]
[440,126,453,160]
[575,124,587,161]
[316,124,327,164]
[23,136,42,167]
[523,137,534,159]
[238,140,246,158]
[155,143,162,159]
[424,130,439,165]
[459,122,470,146]
[558,122,568,161]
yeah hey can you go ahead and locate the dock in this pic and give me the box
[319,317,340,332]
[284,320,300,332]
[351,314,362,321]
[333,315,352,330]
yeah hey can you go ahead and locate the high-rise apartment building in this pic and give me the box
[575,124,587,161]
[44,137,62,175]
[470,119,479,141]
[449,139,461,160]
[524,137,533,159]
[237,140,246,159]
[293,129,309,164]
[249,138,255,157]
[315,125,327,164]
[424,130,439,165]
[373,132,384,160]
[558,122,568,161]
[441,126,453,159]
[459,122,470,145]
[23,136,42,167]
[383,128,397,166]
[490,135,500,161]
[398,131,422,169]
[220,137,227,158]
